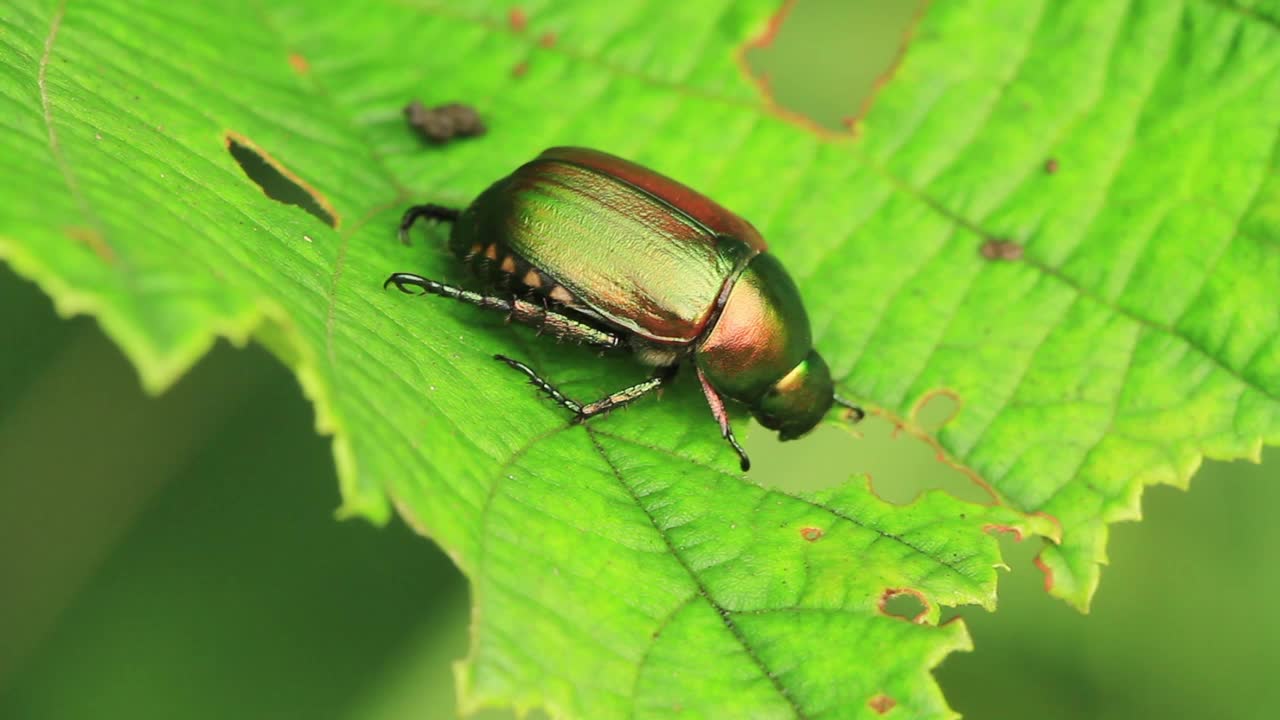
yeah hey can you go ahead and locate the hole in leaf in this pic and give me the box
[880,588,928,623]
[746,410,992,506]
[913,389,960,433]
[225,133,337,228]
[746,0,926,131]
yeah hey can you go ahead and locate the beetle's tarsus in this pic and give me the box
[494,355,674,424]
[398,203,461,244]
[494,354,585,414]
[833,394,866,422]
[724,426,750,471]
[385,272,433,295]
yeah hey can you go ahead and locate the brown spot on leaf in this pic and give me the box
[800,526,824,542]
[225,132,338,228]
[539,31,558,48]
[868,694,897,715]
[980,238,1024,261]
[879,588,929,624]
[508,7,528,32]
[1045,157,1060,174]
[66,226,115,263]
[287,52,310,75]
[513,61,529,78]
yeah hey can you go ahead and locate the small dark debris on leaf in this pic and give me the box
[1045,157,1059,174]
[980,238,1024,262]
[404,100,486,144]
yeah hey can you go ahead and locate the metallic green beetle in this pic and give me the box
[386,147,862,470]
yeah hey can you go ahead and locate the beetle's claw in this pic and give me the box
[833,394,866,423]
[384,273,428,295]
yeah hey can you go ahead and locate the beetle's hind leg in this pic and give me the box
[494,356,677,422]
[385,273,623,349]
[398,203,461,244]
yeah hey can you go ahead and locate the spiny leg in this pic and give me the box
[398,203,461,244]
[493,356,677,422]
[578,364,678,421]
[385,273,622,350]
[696,367,750,472]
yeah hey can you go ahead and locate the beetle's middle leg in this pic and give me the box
[494,356,677,422]
[386,273,623,349]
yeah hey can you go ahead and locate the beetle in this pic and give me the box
[385,147,862,470]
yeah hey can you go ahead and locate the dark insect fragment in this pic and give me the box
[403,100,486,144]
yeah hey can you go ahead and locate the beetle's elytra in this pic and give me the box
[385,147,862,470]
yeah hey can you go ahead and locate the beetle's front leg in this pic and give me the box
[398,203,461,244]
[695,366,751,472]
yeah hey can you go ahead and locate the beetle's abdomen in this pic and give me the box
[450,153,758,344]
[695,253,813,403]
[448,224,584,308]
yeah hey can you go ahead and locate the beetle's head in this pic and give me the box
[751,350,836,441]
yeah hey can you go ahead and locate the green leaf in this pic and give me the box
[1,0,1276,718]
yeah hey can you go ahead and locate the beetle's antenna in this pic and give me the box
[833,394,866,422]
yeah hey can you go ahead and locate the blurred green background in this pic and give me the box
[2,1,1276,718]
